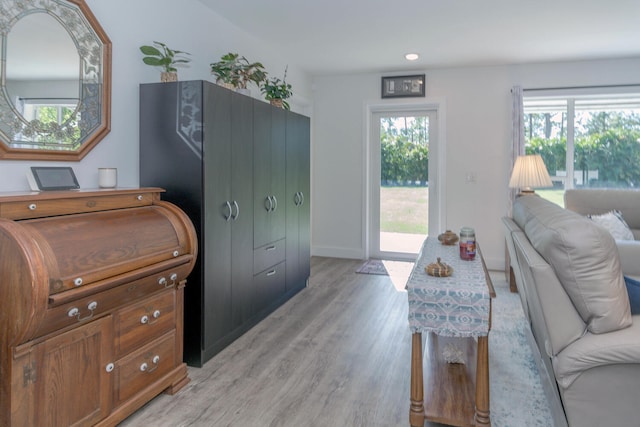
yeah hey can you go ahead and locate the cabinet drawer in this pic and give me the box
[0,192,154,220]
[253,261,286,314]
[114,330,176,406]
[253,239,286,275]
[115,291,175,357]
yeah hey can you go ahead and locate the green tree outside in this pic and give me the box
[525,111,640,188]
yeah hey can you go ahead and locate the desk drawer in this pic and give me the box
[35,262,191,340]
[114,290,175,357]
[114,330,176,406]
[0,192,154,220]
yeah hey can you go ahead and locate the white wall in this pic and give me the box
[0,0,312,192]
[311,57,640,269]
[3,1,640,271]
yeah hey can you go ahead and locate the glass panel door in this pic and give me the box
[371,110,435,260]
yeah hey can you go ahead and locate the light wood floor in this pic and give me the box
[121,257,481,427]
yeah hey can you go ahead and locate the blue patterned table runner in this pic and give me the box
[407,237,490,337]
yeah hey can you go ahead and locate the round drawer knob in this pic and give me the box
[152,355,160,364]
[140,362,148,372]
[158,277,167,286]
[140,315,149,324]
[105,363,114,373]
[67,307,79,317]
[74,277,83,287]
[87,301,97,311]
[137,195,143,201]
[152,310,161,319]
[28,203,37,210]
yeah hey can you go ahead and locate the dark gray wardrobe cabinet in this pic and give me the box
[140,81,310,367]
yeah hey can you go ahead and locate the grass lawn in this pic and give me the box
[380,186,428,234]
[535,189,565,207]
[380,187,567,235]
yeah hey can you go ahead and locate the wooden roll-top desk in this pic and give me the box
[0,188,197,427]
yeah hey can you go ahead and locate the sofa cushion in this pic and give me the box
[624,276,640,315]
[565,188,640,236]
[514,196,632,334]
[588,210,634,241]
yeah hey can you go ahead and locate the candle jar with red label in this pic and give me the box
[459,226,476,260]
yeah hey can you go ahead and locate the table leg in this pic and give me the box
[410,332,424,427]
[474,335,490,426]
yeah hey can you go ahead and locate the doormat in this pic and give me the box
[356,259,388,275]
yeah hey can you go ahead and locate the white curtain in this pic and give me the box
[508,86,525,214]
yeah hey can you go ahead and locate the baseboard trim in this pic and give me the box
[312,246,364,259]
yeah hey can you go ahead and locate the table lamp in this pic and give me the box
[508,154,553,195]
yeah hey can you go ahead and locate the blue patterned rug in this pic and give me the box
[489,277,555,427]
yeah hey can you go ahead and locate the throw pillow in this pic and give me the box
[588,210,635,241]
[624,276,640,315]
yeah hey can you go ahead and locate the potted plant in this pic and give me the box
[140,41,191,82]
[261,67,293,109]
[210,53,267,95]
[210,52,238,89]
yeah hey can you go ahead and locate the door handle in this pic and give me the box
[224,201,232,221]
[264,196,273,212]
[272,195,277,212]
[232,200,239,220]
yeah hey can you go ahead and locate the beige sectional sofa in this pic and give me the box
[503,192,640,427]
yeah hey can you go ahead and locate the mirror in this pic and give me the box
[0,0,111,161]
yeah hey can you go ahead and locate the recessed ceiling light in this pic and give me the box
[405,53,419,61]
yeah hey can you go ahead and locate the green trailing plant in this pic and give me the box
[210,53,267,89]
[140,41,191,73]
[261,66,293,110]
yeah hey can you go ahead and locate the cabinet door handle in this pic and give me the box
[300,192,304,206]
[232,200,239,220]
[272,195,278,212]
[266,269,276,277]
[264,196,273,212]
[224,201,232,221]
[265,245,276,251]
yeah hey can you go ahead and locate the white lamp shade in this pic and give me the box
[509,154,553,192]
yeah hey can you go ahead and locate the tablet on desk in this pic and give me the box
[28,166,80,191]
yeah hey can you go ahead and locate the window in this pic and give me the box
[14,98,80,145]
[523,87,640,205]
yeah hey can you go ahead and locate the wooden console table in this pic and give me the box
[406,237,495,427]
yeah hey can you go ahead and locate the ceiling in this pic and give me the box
[197,0,640,76]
